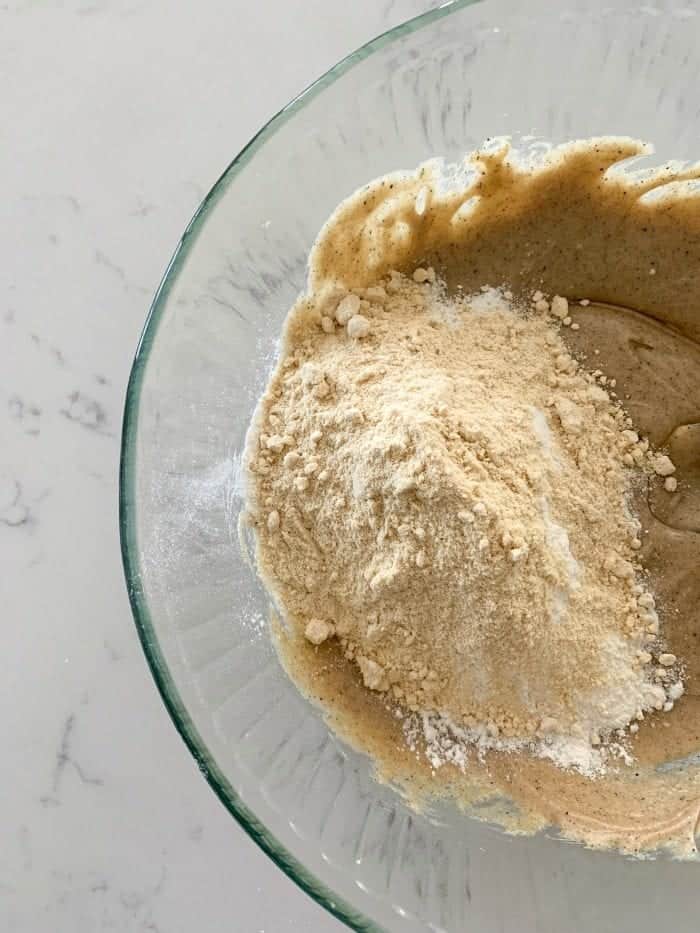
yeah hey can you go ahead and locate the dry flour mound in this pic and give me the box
[245,274,682,775]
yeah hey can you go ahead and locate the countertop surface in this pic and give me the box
[1,2,437,929]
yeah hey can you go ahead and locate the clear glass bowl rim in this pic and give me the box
[119,2,485,929]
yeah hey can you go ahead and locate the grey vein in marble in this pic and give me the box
[7,395,42,436]
[95,249,151,295]
[60,390,112,436]
[41,715,104,808]
[0,477,30,527]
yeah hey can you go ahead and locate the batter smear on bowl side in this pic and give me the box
[243,138,700,857]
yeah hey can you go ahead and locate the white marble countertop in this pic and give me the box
[1,2,437,929]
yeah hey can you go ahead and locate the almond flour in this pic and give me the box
[245,275,681,775]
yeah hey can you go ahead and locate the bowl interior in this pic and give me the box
[121,1,700,930]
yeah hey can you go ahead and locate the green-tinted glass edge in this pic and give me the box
[119,2,480,930]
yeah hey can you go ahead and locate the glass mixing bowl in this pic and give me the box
[120,1,700,929]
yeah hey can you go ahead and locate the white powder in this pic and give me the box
[404,709,609,778]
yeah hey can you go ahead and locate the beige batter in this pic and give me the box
[246,138,700,857]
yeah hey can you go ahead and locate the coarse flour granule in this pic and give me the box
[245,274,682,775]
